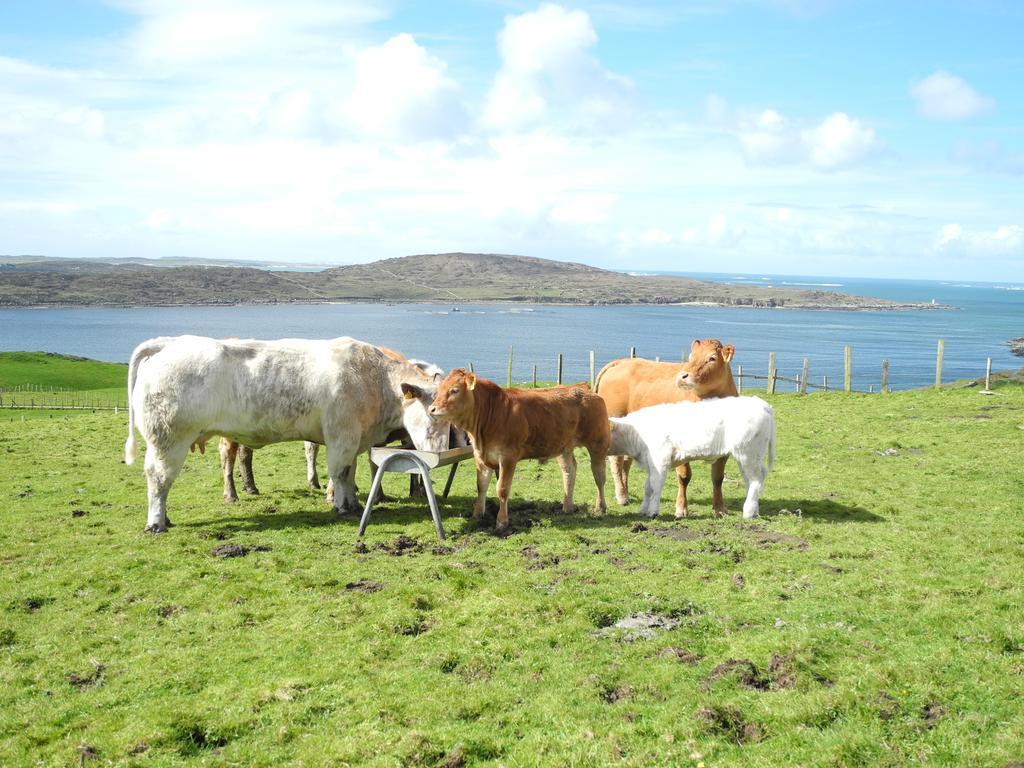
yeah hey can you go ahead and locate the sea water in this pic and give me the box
[1,274,1021,391]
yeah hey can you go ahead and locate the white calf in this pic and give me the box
[608,396,775,520]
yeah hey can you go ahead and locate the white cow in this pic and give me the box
[124,335,449,532]
[608,396,775,520]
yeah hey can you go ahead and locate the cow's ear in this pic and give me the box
[401,382,423,401]
[466,373,477,390]
[433,371,443,383]
[722,344,735,362]
[691,339,701,351]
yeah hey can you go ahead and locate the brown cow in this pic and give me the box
[594,339,737,518]
[429,370,609,534]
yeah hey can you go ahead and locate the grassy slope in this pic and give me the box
[1,379,1023,766]
[0,352,126,390]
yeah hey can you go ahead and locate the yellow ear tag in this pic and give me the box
[403,389,416,400]
[466,374,477,391]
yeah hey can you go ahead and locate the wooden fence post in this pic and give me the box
[800,358,809,394]
[468,362,474,374]
[589,351,596,388]
[630,346,636,359]
[984,357,992,391]
[557,353,563,385]
[655,356,660,363]
[507,345,513,388]
[823,375,828,392]
[881,359,889,393]
[737,365,743,395]
[532,365,537,388]
[767,352,776,394]
[844,345,852,393]
[935,339,944,389]
[769,368,778,395]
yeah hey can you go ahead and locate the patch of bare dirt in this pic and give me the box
[521,545,560,570]
[68,663,105,689]
[599,683,635,704]
[210,543,271,558]
[375,534,422,556]
[650,526,703,542]
[659,646,704,664]
[345,580,383,593]
[704,655,797,691]
[696,705,764,744]
[746,525,809,550]
[921,702,945,728]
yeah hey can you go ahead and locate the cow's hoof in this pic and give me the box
[614,493,629,506]
[224,496,238,504]
[644,510,659,520]
[593,505,607,517]
[674,508,689,519]
[244,487,260,496]
[144,524,167,534]
[309,480,321,491]
[715,508,729,519]
[494,524,511,538]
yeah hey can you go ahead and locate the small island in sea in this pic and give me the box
[0,252,944,310]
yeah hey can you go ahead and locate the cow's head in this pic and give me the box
[677,339,735,392]
[428,368,475,426]
[399,374,450,452]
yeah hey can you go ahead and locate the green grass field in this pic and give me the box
[1,354,1023,766]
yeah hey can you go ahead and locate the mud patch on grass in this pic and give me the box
[594,612,682,642]
[599,682,635,704]
[704,654,797,691]
[71,509,87,518]
[393,616,431,636]
[875,691,899,721]
[650,526,703,542]
[732,573,746,590]
[345,579,383,593]
[155,604,183,619]
[521,545,560,570]
[921,702,945,728]
[68,663,105,689]
[630,522,648,533]
[375,534,422,556]
[696,705,764,744]
[659,646,704,664]
[745,525,809,550]
[210,543,272,558]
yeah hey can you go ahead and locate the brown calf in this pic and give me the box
[594,339,737,517]
[429,370,609,533]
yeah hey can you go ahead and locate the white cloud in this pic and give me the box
[736,107,879,171]
[483,4,633,132]
[936,223,1023,255]
[911,71,993,120]
[348,34,466,141]
[801,112,878,171]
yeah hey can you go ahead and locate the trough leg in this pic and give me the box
[442,463,458,498]
[357,460,388,536]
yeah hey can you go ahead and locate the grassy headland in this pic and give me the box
[0,353,1021,765]
[0,253,939,309]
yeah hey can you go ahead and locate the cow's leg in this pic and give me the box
[239,445,258,495]
[305,441,321,490]
[326,441,360,514]
[219,438,239,503]
[674,462,693,519]
[644,465,667,519]
[144,442,188,533]
[472,456,493,521]
[590,449,608,517]
[737,456,763,520]
[710,456,729,518]
[557,450,577,514]
[495,459,517,533]
[609,455,631,505]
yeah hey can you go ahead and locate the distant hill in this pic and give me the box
[0,252,937,309]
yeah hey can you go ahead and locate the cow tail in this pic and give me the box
[766,408,776,472]
[124,338,168,465]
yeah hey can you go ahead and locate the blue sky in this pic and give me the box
[1,1,1022,279]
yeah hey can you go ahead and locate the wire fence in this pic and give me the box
[0,338,1000,413]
